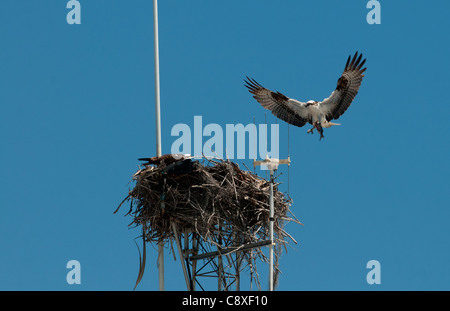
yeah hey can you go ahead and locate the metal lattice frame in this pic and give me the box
[172,227,272,291]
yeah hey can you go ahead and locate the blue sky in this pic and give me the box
[1,0,449,290]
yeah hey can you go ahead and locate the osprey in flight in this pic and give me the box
[245,52,367,140]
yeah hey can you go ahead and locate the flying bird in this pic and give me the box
[245,52,367,140]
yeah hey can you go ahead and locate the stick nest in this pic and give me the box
[115,156,300,289]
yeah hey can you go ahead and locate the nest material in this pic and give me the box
[115,156,300,289]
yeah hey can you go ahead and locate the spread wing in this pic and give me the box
[321,52,367,121]
[244,77,311,127]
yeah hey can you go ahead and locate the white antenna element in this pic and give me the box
[153,0,164,291]
[253,155,290,291]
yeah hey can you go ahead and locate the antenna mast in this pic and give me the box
[253,156,290,290]
[153,0,164,291]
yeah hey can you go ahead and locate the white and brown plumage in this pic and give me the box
[245,52,367,140]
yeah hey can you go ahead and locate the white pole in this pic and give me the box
[253,157,290,291]
[153,0,164,291]
[269,170,274,291]
[153,0,162,157]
